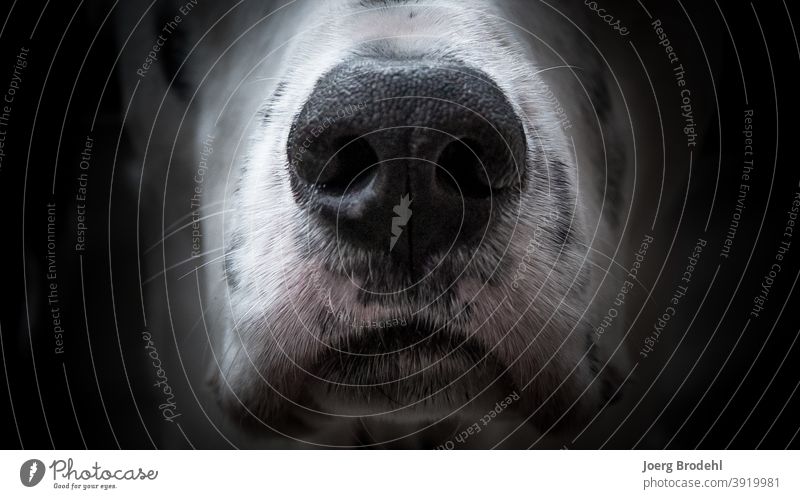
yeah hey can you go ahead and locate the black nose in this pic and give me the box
[287,59,526,273]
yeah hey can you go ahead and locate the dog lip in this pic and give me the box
[305,324,516,419]
[318,319,482,359]
[320,318,460,359]
[306,320,515,402]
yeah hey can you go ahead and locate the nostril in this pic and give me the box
[435,138,492,199]
[320,136,379,193]
[286,59,529,266]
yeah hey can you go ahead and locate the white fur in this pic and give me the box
[122,0,649,446]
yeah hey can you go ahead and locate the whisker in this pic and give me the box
[145,208,236,254]
[532,64,584,76]
[142,246,225,285]
[177,247,246,281]
[161,200,227,234]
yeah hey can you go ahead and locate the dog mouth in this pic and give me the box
[302,319,518,419]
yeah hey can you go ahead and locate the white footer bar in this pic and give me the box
[1,450,798,498]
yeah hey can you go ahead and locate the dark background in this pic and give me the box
[1,0,799,449]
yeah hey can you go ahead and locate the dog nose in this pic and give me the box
[287,59,526,272]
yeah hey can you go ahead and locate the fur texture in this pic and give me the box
[118,0,670,446]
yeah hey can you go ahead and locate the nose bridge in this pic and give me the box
[286,57,526,277]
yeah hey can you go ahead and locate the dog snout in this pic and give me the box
[287,58,526,271]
